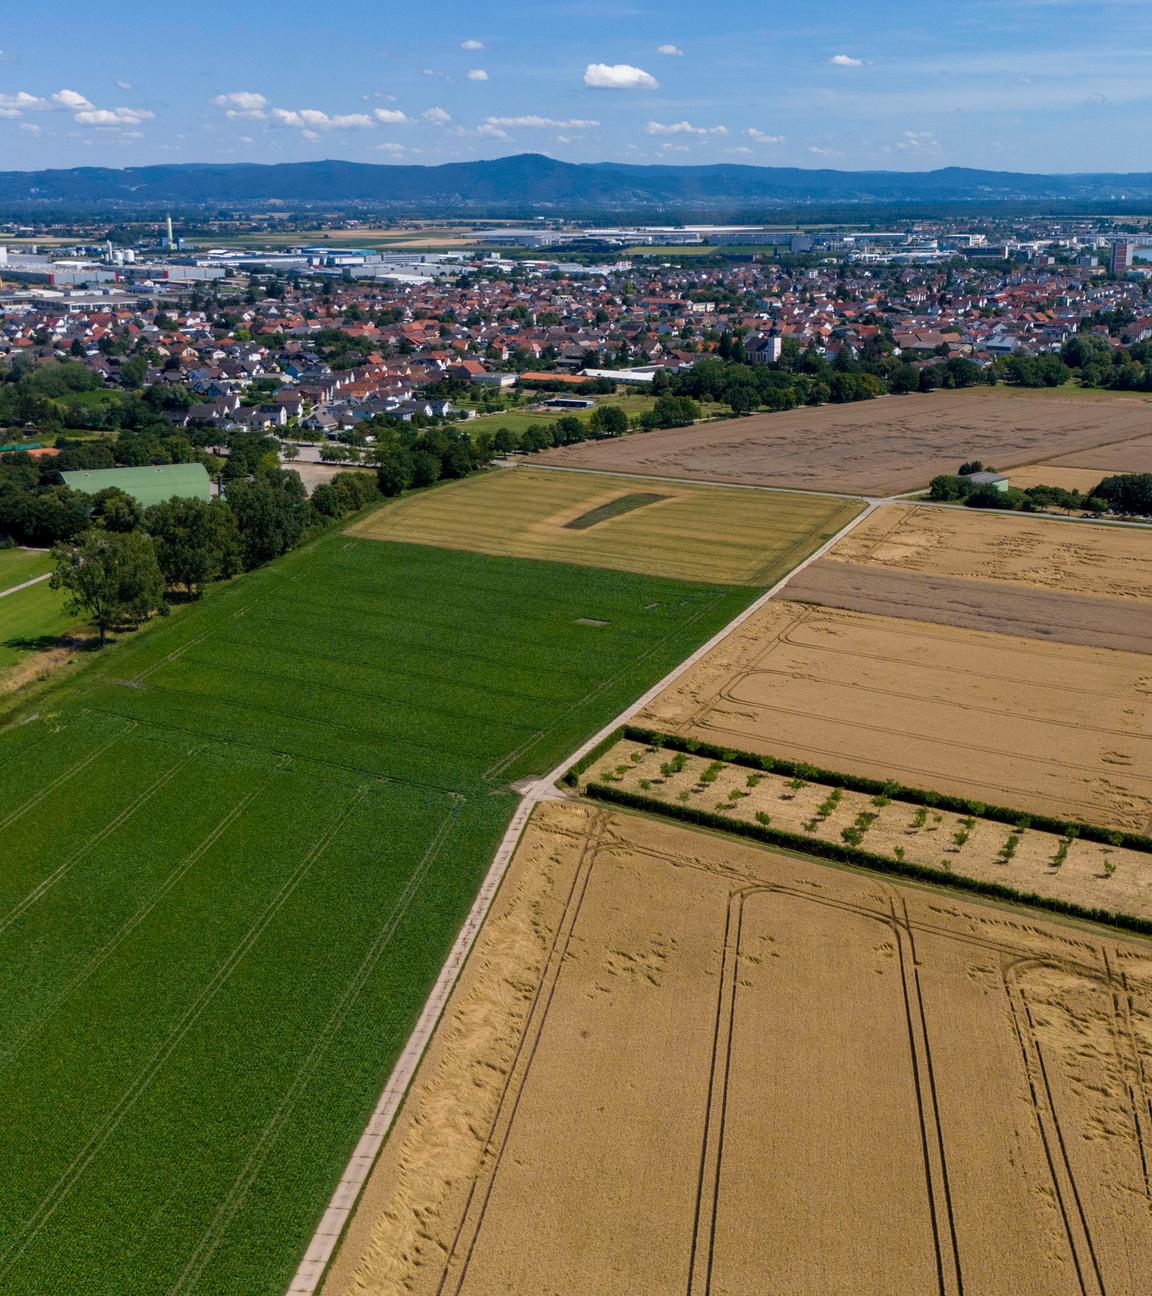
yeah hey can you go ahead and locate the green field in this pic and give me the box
[0,548,52,595]
[0,568,80,675]
[0,532,753,1294]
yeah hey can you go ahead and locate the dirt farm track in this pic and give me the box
[537,389,1152,495]
[325,802,1152,1296]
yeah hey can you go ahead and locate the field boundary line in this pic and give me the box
[285,499,879,1295]
[0,571,51,599]
[515,461,875,503]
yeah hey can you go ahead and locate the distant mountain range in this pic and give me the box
[3,153,1152,211]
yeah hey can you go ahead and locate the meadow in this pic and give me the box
[349,467,861,585]
[0,532,753,1295]
[0,569,80,682]
[0,548,52,593]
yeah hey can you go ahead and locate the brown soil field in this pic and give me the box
[535,390,1152,496]
[785,560,1152,653]
[325,800,1152,1296]
[1007,465,1113,493]
[592,740,1152,918]
[1039,431,1152,475]
[349,467,860,585]
[828,504,1152,601]
[636,601,1152,831]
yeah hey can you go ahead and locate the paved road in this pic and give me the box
[0,571,51,600]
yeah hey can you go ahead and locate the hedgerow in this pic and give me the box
[584,782,1152,939]
[621,725,1152,855]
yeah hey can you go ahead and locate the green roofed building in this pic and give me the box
[61,463,212,508]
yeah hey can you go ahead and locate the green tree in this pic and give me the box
[145,497,243,595]
[226,470,310,569]
[588,404,629,438]
[50,529,164,645]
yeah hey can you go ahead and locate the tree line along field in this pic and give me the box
[325,800,1152,1296]
[349,467,862,586]
[0,529,754,1295]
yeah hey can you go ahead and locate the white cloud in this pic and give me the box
[660,143,691,153]
[75,106,153,126]
[829,54,863,66]
[116,80,135,91]
[656,44,684,56]
[423,106,452,124]
[474,124,508,138]
[53,89,94,110]
[18,122,41,135]
[467,68,489,81]
[486,114,598,129]
[461,39,486,51]
[584,63,659,89]
[808,145,844,158]
[373,108,409,123]
[212,91,268,119]
[727,146,753,155]
[271,108,374,130]
[895,129,940,152]
[746,128,785,144]
[645,119,727,137]
[377,141,406,154]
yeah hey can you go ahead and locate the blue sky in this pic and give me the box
[0,0,1148,172]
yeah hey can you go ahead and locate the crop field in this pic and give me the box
[348,467,861,585]
[636,600,1152,831]
[827,504,1152,601]
[536,389,1152,495]
[462,393,733,438]
[588,739,1152,920]
[1021,429,1152,477]
[0,533,753,1295]
[325,800,1152,1296]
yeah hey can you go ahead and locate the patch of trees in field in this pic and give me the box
[928,462,1152,517]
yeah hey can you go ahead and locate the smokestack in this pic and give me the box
[166,214,174,247]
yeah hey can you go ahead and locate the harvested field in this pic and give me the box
[1039,430,1152,476]
[349,467,861,585]
[785,560,1152,652]
[828,503,1152,601]
[1007,464,1111,493]
[636,601,1152,831]
[590,739,1152,919]
[535,390,1152,495]
[325,800,1152,1296]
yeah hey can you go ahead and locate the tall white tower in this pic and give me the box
[165,214,174,248]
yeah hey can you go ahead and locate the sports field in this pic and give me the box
[349,467,862,585]
[0,533,753,1295]
[637,600,1152,831]
[326,801,1152,1296]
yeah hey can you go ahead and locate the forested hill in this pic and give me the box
[3,154,1152,210]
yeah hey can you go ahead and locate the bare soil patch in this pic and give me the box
[829,504,1152,601]
[636,600,1152,831]
[785,559,1152,653]
[325,800,1152,1296]
[536,390,1152,495]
